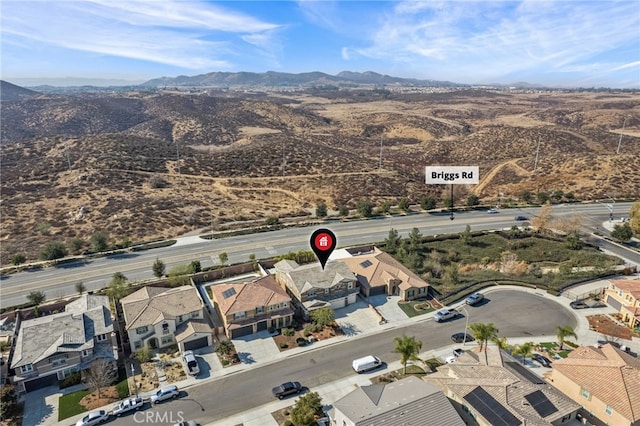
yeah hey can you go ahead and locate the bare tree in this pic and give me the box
[84,358,117,398]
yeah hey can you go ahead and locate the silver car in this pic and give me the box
[151,385,179,404]
[76,410,109,426]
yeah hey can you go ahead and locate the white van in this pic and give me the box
[352,355,382,373]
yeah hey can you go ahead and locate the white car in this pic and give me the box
[487,208,499,214]
[112,396,144,416]
[434,308,457,322]
[76,410,109,426]
[151,385,179,404]
[183,350,200,376]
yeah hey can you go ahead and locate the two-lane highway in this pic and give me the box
[0,202,634,309]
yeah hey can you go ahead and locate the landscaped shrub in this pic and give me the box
[279,342,288,349]
[296,337,307,346]
[59,371,81,389]
[281,327,295,336]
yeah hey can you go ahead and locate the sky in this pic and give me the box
[1,0,639,88]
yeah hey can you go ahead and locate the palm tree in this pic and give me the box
[492,336,510,352]
[468,323,499,352]
[513,342,534,365]
[556,325,577,350]
[393,335,422,374]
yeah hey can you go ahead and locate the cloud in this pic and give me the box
[1,0,282,70]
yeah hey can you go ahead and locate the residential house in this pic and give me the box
[340,247,430,300]
[546,343,640,426]
[426,347,581,425]
[10,294,118,393]
[210,275,294,338]
[274,259,358,319]
[604,279,640,329]
[120,286,212,353]
[328,375,465,426]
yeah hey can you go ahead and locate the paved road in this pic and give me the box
[103,290,575,426]
[1,203,633,309]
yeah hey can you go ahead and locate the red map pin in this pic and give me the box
[310,228,337,270]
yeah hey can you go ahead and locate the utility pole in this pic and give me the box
[175,141,181,175]
[450,184,455,221]
[616,117,628,154]
[379,135,383,170]
[533,136,541,172]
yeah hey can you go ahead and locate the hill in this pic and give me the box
[0,80,40,101]
[0,83,638,264]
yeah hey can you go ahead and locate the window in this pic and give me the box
[136,326,149,335]
[324,288,330,294]
[581,387,591,400]
[82,349,90,357]
[161,336,173,345]
[308,291,315,298]
[561,414,571,422]
[256,306,264,314]
[234,311,246,319]
[283,302,288,307]
[20,364,33,374]
[178,315,183,322]
[191,311,199,318]
[134,340,142,350]
[619,290,623,296]
[162,323,170,335]
[50,355,67,367]
[407,290,415,297]
[419,287,426,294]
[96,333,107,342]
[605,405,613,415]
[348,282,353,289]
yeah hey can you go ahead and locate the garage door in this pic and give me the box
[24,373,59,392]
[605,295,622,311]
[256,321,267,332]
[183,336,209,351]
[231,325,253,339]
[370,286,386,296]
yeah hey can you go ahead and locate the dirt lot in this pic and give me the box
[587,314,634,340]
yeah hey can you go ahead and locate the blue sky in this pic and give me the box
[1,0,639,87]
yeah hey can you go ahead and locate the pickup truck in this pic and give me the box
[112,396,144,416]
[183,350,200,376]
[272,381,302,399]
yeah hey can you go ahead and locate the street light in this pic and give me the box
[459,304,470,346]
[131,363,137,397]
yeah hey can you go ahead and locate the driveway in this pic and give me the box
[232,330,281,365]
[22,384,87,426]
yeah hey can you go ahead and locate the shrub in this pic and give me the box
[282,327,295,337]
[59,371,81,389]
[279,342,288,349]
[296,337,307,346]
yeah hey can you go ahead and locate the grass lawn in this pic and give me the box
[537,342,572,358]
[116,368,130,398]
[397,299,436,318]
[58,389,91,421]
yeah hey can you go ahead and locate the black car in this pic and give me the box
[570,300,589,309]
[451,333,474,344]
[532,353,553,367]
[272,381,303,399]
[514,215,529,221]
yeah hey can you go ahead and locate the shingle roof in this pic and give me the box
[121,286,203,330]
[332,376,465,426]
[275,260,356,293]
[174,319,212,342]
[426,348,580,426]
[341,247,429,291]
[211,275,291,316]
[550,343,640,421]
[11,295,113,368]
[609,279,640,298]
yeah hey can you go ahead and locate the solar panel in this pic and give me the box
[359,260,373,268]
[505,361,545,384]
[464,387,522,426]
[525,390,558,418]
[222,287,237,299]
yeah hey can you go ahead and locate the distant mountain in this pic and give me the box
[141,70,461,88]
[0,80,40,101]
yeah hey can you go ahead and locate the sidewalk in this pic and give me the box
[38,277,640,426]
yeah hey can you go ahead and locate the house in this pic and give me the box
[604,279,640,329]
[328,375,465,426]
[340,247,430,300]
[10,294,118,393]
[120,286,212,353]
[546,343,640,426]
[426,347,581,425]
[210,275,294,338]
[273,259,359,319]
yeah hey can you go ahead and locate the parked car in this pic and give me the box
[445,355,456,364]
[76,410,109,426]
[487,209,499,214]
[451,333,474,344]
[434,308,457,322]
[570,300,589,309]
[586,300,607,308]
[272,381,303,399]
[173,422,197,426]
[113,397,144,416]
[465,293,484,306]
[183,350,200,376]
[514,215,529,221]
[453,348,465,357]
[532,353,553,367]
[151,385,179,404]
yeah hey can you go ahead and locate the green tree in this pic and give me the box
[11,253,26,265]
[492,336,510,351]
[356,200,374,217]
[38,241,68,260]
[152,258,166,278]
[105,272,128,302]
[398,198,410,212]
[338,205,350,217]
[461,224,473,245]
[466,194,480,207]
[68,237,84,254]
[134,346,153,363]
[315,202,328,218]
[393,335,422,374]
[556,325,577,350]
[290,391,323,426]
[75,281,86,295]
[91,231,109,252]
[521,190,532,204]
[444,264,459,284]
[513,341,535,365]
[468,323,499,352]
[611,222,633,241]
[565,230,582,250]
[215,340,234,356]
[379,201,391,215]
[420,196,437,211]
[536,192,550,204]
[384,228,401,253]
[189,260,202,274]
[407,227,422,254]
[310,307,335,328]
[111,272,127,286]
[0,385,18,420]
[27,291,46,306]
[219,252,229,265]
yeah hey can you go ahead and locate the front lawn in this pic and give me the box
[58,389,91,421]
[397,299,436,318]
